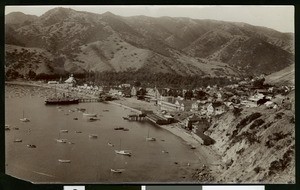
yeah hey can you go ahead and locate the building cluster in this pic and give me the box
[47,75,294,120]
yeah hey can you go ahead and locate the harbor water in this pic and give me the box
[5,84,202,183]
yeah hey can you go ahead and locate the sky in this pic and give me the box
[5,5,294,33]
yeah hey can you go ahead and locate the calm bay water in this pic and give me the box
[5,84,201,183]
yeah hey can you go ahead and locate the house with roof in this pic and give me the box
[191,101,204,111]
[212,101,227,115]
[175,100,193,112]
[64,74,76,87]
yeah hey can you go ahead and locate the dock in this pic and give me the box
[126,114,146,121]
[78,98,102,103]
[146,113,170,125]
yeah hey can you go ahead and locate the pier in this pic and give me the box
[126,114,146,121]
[146,113,170,125]
[78,98,102,103]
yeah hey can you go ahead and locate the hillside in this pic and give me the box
[205,95,295,183]
[5,7,294,78]
[265,64,295,86]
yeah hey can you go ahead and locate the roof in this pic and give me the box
[188,114,201,121]
[65,75,76,83]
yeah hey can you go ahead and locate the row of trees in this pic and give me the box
[5,69,240,89]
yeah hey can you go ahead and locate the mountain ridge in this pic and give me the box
[5,8,294,78]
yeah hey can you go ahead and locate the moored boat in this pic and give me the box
[114,127,124,130]
[14,139,22,143]
[115,150,132,156]
[55,139,67,143]
[83,113,97,117]
[89,134,98,139]
[58,159,71,163]
[110,168,124,173]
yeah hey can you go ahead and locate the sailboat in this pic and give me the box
[146,127,156,141]
[20,110,30,122]
[83,105,97,117]
[111,151,126,173]
[115,139,132,156]
[55,131,67,143]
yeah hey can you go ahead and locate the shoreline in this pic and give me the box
[5,81,221,181]
[110,98,222,177]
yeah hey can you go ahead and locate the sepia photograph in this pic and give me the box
[4,5,295,183]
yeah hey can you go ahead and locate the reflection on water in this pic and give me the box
[5,84,201,183]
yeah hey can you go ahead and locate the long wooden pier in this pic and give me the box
[79,98,102,103]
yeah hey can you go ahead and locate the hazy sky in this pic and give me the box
[5,5,294,33]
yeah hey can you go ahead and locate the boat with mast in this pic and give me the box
[115,139,132,156]
[20,110,30,122]
[146,127,156,141]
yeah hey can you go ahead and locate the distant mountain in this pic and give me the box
[5,12,38,25]
[5,7,294,78]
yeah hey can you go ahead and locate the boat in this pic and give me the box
[27,144,36,148]
[89,134,98,139]
[14,139,22,143]
[108,142,114,147]
[146,137,156,141]
[76,108,86,112]
[20,110,30,122]
[190,145,196,149]
[45,97,79,105]
[56,129,68,143]
[83,113,97,117]
[45,85,79,105]
[114,127,125,130]
[88,117,98,121]
[110,168,124,173]
[75,131,82,133]
[58,159,71,163]
[115,150,132,156]
[73,117,78,120]
[146,127,156,141]
[56,139,67,143]
[115,139,132,156]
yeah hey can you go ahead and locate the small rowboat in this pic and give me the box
[89,134,98,139]
[58,159,71,163]
[111,169,124,173]
[56,139,67,143]
[14,139,22,143]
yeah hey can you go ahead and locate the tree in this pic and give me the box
[27,70,36,79]
[6,69,20,79]
[184,90,194,100]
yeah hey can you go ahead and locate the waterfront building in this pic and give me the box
[64,74,76,87]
